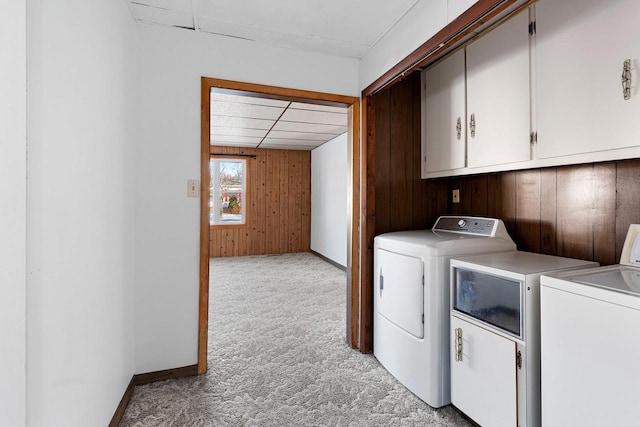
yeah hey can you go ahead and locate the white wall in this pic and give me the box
[26,0,137,425]
[134,24,359,373]
[311,134,348,267]
[359,0,447,90]
[0,1,27,425]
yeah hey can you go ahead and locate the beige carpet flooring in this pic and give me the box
[120,252,472,426]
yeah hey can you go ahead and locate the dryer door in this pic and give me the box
[376,249,424,338]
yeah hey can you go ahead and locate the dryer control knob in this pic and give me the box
[457,219,467,228]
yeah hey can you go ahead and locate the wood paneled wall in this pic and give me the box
[209,146,311,257]
[373,72,448,236]
[368,71,640,267]
[446,161,640,265]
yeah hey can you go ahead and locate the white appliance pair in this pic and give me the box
[373,216,516,408]
[540,224,640,427]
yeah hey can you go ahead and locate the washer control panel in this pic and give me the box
[433,216,498,236]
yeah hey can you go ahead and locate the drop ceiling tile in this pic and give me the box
[210,135,263,144]
[210,141,260,148]
[261,138,322,147]
[210,115,274,130]
[288,102,347,114]
[211,102,285,120]
[130,3,193,27]
[272,121,347,135]
[260,144,314,151]
[265,130,335,141]
[211,127,268,138]
[211,92,290,107]
[279,109,347,126]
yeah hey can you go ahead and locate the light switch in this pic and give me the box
[187,180,200,197]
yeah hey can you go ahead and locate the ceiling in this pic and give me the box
[127,0,419,58]
[210,91,347,151]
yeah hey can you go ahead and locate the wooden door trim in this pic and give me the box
[199,77,360,374]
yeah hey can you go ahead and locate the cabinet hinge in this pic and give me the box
[516,350,522,370]
[528,21,536,35]
[530,131,538,145]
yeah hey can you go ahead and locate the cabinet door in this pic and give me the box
[422,49,466,174]
[451,316,517,427]
[536,0,640,159]
[447,0,478,23]
[466,10,531,168]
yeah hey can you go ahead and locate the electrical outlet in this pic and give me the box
[187,179,200,197]
[452,189,460,204]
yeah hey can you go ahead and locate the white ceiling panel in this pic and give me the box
[288,102,347,114]
[210,115,274,130]
[130,3,194,28]
[130,0,192,13]
[211,127,268,138]
[208,90,347,151]
[197,17,366,57]
[259,144,314,151]
[211,102,285,120]
[279,109,346,126]
[210,141,260,148]
[210,135,263,144]
[211,92,290,107]
[261,138,321,147]
[265,130,337,141]
[272,121,346,135]
[127,0,420,58]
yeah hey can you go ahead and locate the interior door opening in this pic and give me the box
[199,78,360,374]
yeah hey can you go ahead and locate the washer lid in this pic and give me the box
[574,267,640,296]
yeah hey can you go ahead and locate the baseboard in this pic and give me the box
[109,364,199,426]
[109,377,135,427]
[310,250,347,272]
[133,364,199,386]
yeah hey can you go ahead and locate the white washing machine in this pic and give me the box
[540,224,640,427]
[373,216,516,408]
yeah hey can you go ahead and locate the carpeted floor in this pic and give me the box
[121,253,473,426]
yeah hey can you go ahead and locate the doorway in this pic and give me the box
[199,77,360,374]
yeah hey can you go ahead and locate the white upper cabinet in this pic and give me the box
[447,0,478,23]
[466,10,531,168]
[422,49,467,174]
[536,0,640,159]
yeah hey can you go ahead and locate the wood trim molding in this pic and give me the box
[134,364,199,386]
[109,365,199,426]
[108,377,135,427]
[200,77,361,372]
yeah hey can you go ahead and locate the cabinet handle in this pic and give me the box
[622,59,631,100]
[456,117,462,140]
[454,327,463,361]
[469,114,476,138]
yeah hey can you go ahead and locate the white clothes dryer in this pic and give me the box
[373,216,516,408]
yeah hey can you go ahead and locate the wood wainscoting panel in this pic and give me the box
[539,167,557,255]
[209,147,311,257]
[615,159,640,261]
[514,169,541,253]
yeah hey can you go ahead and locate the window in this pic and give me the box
[210,157,248,226]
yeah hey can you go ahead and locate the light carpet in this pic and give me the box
[121,252,472,426]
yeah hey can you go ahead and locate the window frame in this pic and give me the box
[209,155,250,229]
